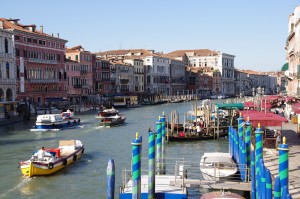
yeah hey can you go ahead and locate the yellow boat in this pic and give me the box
[19,140,84,177]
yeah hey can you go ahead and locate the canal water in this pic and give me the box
[0,101,229,199]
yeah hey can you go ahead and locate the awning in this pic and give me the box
[240,110,288,127]
[281,63,288,71]
[216,103,244,110]
[45,97,66,102]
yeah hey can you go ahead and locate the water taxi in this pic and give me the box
[99,114,126,128]
[31,109,80,131]
[19,140,84,177]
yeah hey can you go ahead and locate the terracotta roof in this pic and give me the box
[0,18,67,41]
[167,49,219,58]
[96,49,154,57]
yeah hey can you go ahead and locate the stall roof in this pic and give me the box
[240,110,288,127]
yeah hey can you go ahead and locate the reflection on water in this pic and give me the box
[0,101,231,199]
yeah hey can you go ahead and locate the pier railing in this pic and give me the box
[120,158,251,193]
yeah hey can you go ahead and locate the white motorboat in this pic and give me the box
[200,152,237,181]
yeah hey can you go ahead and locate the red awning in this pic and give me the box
[240,110,288,127]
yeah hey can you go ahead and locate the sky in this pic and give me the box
[1,0,299,72]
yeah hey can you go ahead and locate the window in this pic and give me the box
[14,35,20,40]
[27,38,32,43]
[4,39,8,53]
[15,48,20,57]
[39,40,43,45]
[6,63,10,78]
[75,55,78,61]
[57,54,61,61]
[33,39,37,44]
[48,41,51,46]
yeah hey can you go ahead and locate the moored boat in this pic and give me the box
[200,152,237,181]
[201,190,245,199]
[19,140,84,177]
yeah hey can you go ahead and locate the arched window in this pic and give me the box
[6,63,10,78]
[0,63,2,78]
[0,89,3,101]
[6,89,13,101]
[4,39,8,53]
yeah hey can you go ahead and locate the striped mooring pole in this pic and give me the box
[265,169,272,199]
[274,175,281,199]
[251,150,256,199]
[279,136,289,195]
[229,126,233,157]
[259,158,266,199]
[160,113,166,174]
[131,132,142,199]
[237,113,244,164]
[255,123,263,199]
[245,118,251,169]
[106,159,115,199]
[148,130,155,199]
[156,117,162,175]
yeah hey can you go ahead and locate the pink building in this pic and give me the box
[94,58,111,95]
[0,18,68,106]
[66,46,93,103]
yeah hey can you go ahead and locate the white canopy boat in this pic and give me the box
[200,152,237,181]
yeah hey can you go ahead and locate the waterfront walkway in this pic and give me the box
[0,115,24,126]
[264,122,300,199]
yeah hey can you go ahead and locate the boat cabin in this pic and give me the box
[36,114,63,123]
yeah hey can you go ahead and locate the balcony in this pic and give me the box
[80,70,88,74]
[0,52,14,59]
[0,79,16,85]
[28,58,57,65]
[28,79,59,83]
[120,79,129,84]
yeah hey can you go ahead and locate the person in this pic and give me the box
[37,147,45,160]
[274,130,282,151]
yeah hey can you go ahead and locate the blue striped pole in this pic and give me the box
[255,123,263,198]
[160,113,166,174]
[259,158,266,199]
[131,132,142,199]
[245,118,251,170]
[265,169,272,199]
[106,159,115,199]
[282,186,288,199]
[241,141,247,181]
[287,194,292,199]
[238,113,244,164]
[234,128,238,162]
[274,176,281,199]
[229,126,232,157]
[156,117,162,175]
[148,130,155,199]
[279,136,289,195]
[251,150,256,199]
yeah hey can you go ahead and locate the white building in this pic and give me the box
[144,55,170,95]
[168,49,236,96]
[0,28,16,118]
[124,58,144,93]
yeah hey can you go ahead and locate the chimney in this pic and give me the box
[57,33,59,38]
[40,25,43,33]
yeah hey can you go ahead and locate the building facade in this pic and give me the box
[285,6,300,96]
[169,59,186,96]
[0,18,68,108]
[124,58,144,93]
[0,28,17,118]
[66,46,94,103]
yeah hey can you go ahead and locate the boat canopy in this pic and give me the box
[216,103,244,110]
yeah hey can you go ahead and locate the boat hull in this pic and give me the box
[32,118,81,131]
[99,116,126,128]
[20,147,84,177]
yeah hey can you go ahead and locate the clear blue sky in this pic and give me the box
[1,0,299,71]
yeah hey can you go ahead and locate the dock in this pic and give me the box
[263,122,300,199]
